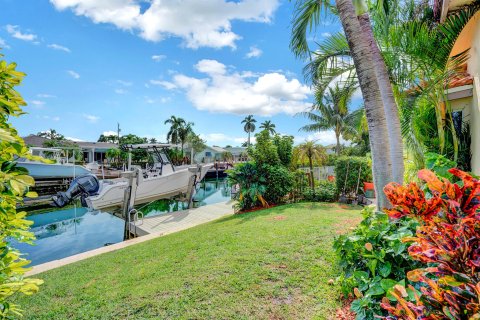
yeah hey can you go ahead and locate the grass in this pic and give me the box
[16,203,361,319]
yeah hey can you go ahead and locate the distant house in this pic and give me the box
[184,144,248,163]
[22,134,117,164]
[440,0,480,174]
[324,144,337,155]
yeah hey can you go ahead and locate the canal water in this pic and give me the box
[13,179,231,266]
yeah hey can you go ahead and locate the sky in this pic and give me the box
[0,0,347,147]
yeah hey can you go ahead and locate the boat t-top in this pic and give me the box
[53,144,212,210]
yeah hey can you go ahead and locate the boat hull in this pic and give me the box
[17,162,91,179]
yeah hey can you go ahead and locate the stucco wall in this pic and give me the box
[472,78,480,174]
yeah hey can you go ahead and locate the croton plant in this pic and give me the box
[380,168,480,319]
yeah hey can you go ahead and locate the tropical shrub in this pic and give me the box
[249,130,280,166]
[334,156,372,196]
[261,164,293,204]
[333,207,420,319]
[381,168,480,319]
[302,180,337,202]
[0,54,43,317]
[272,134,294,167]
[227,162,267,211]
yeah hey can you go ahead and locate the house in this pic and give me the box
[184,144,248,163]
[22,134,117,164]
[441,1,480,174]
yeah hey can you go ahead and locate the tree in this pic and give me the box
[178,121,194,156]
[149,137,157,144]
[273,135,294,167]
[187,132,206,164]
[98,134,119,143]
[293,141,327,190]
[291,0,398,208]
[164,116,185,145]
[241,115,256,147]
[0,54,43,317]
[259,120,276,135]
[38,128,64,140]
[249,130,280,166]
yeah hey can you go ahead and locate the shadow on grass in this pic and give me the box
[214,202,363,225]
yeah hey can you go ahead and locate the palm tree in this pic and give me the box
[299,83,363,156]
[241,115,256,147]
[259,120,276,135]
[38,129,64,140]
[178,122,194,156]
[291,0,397,208]
[164,116,186,145]
[294,141,326,190]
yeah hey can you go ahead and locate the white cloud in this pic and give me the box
[246,46,262,58]
[5,25,37,41]
[151,54,166,62]
[83,114,99,123]
[67,70,80,79]
[37,93,56,98]
[41,115,61,121]
[321,32,331,37]
[48,43,71,52]
[49,0,279,49]
[149,79,177,90]
[199,133,253,145]
[294,131,346,146]
[170,59,311,116]
[0,37,10,49]
[30,100,45,107]
[115,88,127,94]
[65,136,84,142]
[117,80,132,86]
[102,130,117,136]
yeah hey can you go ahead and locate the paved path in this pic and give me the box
[27,200,235,276]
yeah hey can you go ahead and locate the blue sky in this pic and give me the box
[0,0,345,147]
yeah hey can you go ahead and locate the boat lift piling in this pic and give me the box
[122,167,141,240]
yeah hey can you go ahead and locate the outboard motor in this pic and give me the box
[52,174,100,208]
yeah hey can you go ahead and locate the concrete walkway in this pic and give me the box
[26,200,235,276]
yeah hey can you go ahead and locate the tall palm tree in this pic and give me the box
[241,115,256,147]
[291,0,398,208]
[178,121,194,156]
[259,120,276,135]
[164,116,185,145]
[299,83,363,155]
[294,141,326,190]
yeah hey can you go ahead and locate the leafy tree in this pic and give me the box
[119,134,148,163]
[241,115,256,147]
[0,54,43,317]
[273,135,294,167]
[178,121,194,156]
[38,128,64,140]
[299,82,363,155]
[259,120,276,135]
[249,130,279,166]
[187,132,206,163]
[149,137,157,144]
[98,134,119,143]
[293,141,327,190]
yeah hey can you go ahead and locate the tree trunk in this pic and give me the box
[247,132,251,147]
[336,0,393,209]
[357,14,404,185]
[335,129,341,156]
[309,155,315,191]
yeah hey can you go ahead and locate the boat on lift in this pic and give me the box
[52,144,212,210]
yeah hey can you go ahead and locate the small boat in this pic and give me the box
[53,144,212,210]
[17,147,91,179]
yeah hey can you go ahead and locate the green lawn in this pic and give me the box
[16,203,361,320]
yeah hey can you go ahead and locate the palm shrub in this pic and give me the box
[334,207,420,319]
[381,168,480,319]
[0,55,43,317]
[227,162,267,211]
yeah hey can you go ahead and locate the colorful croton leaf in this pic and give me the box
[380,168,480,319]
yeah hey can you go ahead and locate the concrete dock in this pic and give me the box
[130,200,235,236]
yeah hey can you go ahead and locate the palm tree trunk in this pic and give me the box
[309,155,315,191]
[357,14,404,185]
[247,132,251,147]
[336,0,393,209]
[335,131,341,156]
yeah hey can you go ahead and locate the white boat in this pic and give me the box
[53,144,212,210]
[17,147,91,179]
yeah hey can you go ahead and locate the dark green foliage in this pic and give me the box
[249,130,280,166]
[334,156,372,195]
[227,162,267,210]
[273,135,294,167]
[333,207,420,319]
[302,180,337,202]
[262,165,294,204]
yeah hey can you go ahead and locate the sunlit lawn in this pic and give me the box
[16,202,361,319]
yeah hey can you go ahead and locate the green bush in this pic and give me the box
[262,164,293,204]
[227,162,267,211]
[333,207,420,319]
[302,180,337,202]
[334,156,372,196]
